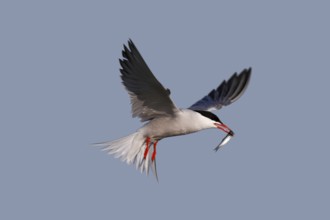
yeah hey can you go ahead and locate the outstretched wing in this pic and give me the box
[120,39,178,121]
[189,68,251,111]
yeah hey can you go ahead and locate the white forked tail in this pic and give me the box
[95,132,159,181]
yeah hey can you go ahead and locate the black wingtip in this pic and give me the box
[238,67,251,75]
[242,67,252,84]
[122,39,135,56]
[122,44,129,58]
[240,67,252,82]
[244,67,252,76]
[127,38,136,51]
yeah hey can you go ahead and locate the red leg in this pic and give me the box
[143,137,151,159]
[151,141,158,161]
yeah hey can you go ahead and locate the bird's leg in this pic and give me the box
[143,137,151,159]
[151,141,158,162]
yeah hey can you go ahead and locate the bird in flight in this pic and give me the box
[96,39,251,181]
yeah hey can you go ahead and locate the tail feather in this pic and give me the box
[95,132,159,180]
[151,158,159,182]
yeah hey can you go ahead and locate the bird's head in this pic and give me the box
[194,110,234,135]
[193,110,235,151]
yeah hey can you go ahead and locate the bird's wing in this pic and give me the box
[120,39,178,121]
[189,68,251,111]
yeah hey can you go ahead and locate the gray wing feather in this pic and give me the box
[120,39,178,121]
[189,68,251,111]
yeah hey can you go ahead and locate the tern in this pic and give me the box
[96,39,251,180]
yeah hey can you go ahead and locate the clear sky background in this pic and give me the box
[1,1,329,219]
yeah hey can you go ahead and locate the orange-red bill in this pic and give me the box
[214,123,231,133]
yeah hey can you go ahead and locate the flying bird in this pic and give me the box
[96,39,251,181]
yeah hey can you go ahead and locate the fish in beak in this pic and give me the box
[214,122,235,151]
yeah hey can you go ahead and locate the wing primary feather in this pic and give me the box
[228,68,251,103]
[189,67,252,111]
[208,89,216,99]
[225,74,238,96]
[119,39,178,121]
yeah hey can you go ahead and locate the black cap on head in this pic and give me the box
[194,110,222,123]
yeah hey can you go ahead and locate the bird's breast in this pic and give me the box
[140,110,210,139]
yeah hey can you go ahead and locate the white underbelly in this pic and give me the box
[139,110,210,139]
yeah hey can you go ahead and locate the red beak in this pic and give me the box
[214,122,234,135]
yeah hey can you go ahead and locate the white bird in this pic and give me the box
[96,39,251,181]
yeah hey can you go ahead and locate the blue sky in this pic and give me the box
[1,1,329,219]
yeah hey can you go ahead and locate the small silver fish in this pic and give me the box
[214,131,234,152]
